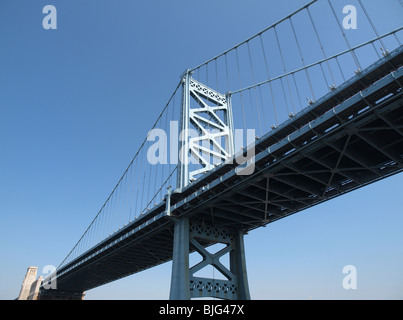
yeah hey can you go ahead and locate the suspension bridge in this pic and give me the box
[38,0,403,300]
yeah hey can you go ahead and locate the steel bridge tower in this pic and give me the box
[170,69,250,300]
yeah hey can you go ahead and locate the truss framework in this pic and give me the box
[178,70,234,188]
[169,217,250,300]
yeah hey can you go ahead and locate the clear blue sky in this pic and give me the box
[0,0,402,300]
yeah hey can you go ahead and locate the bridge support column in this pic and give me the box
[169,217,250,300]
[169,217,191,300]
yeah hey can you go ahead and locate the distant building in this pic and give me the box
[17,266,42,300]
[17,266,85,300]
[27,276,43,300]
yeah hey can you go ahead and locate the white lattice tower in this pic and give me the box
[178,70,234,188]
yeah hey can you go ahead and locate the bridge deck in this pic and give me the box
[43,47,403,294]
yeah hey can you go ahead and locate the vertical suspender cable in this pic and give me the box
[306,7,336,86]
[235,47,247,145]
[335,56,346,82]
[134,175,140,219]
[291,73,303,111]
[140,149,146,214]
[98,201,104,240]
[129,159,135,222]
[247,41,263,135]
[101,197,108,239]
[357,0,387,52]
[289,16,318,99]
[259,35,279,125]
[170,94,175,191]
[371,42,382,59]
[114,181,121,232]
[274,26,295,114]
[327,0,362,71]
[215,58,219,91]
[393,33,401,46]
[146,159,152,211]
[123,163,130,224]
[153,145,159,205]
[160,105,169,203]
[225,53,230,92]
[94,211,100,244]
[117,176,124,230]
[206,63,209,87]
